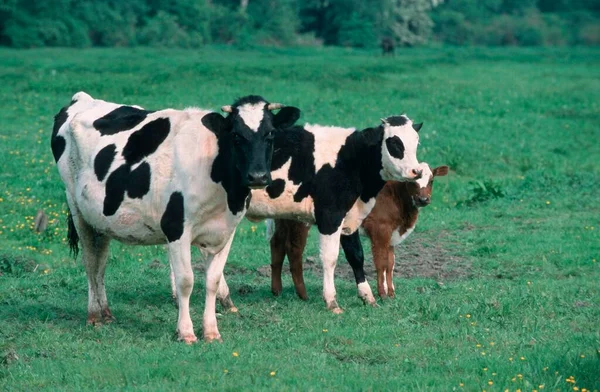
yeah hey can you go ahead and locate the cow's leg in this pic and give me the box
[288,221,310,300]
[203,230,236,343]
[216,274,238,313]
[270,220,288,297]
[73,212,113,325]
[386,246,396,298]
[319,227,343,314]
[167,232,197,344]
[169,267,177,300]
[341,231,376,306]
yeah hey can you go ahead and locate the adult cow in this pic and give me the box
[51,92,300,343]
[220,116,423,313]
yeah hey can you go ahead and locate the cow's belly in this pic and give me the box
[75,180,165,245]
[246,188,315,224]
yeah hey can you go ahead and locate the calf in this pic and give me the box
[52,92,299,343]
[269,163,448,301]
[219,116,423,313]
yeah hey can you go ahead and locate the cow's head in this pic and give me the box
[408,162,449,207]
[203,95,300,189]
[379,115,422,182]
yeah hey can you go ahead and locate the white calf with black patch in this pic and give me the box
[225,115,423,312]
[52,92,299,343]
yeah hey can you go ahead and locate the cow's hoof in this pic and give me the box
[204,333,223,343]
[228,306,239,313]
[331,307,344,314]
[178,334,198,345]
[101,309,115,323]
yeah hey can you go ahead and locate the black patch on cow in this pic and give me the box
[51,106,69,162]
[127,162,151,199]
[266,179,286,199]
[122,118,170,165]
[385,116,408,127]
[94,144,117,182]
[232,95,268,108]
[210,132,251,215]
[161,192,185,242]
[245,193,252,209]
[385,136,405,160]
[270,126,316,203]
[93,106,154,136]
[51,136,66,163]
[103,164,130,216]
[340,231,366,284]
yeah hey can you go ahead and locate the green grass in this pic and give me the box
[1,46,599,391]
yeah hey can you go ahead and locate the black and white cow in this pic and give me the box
[222,116,423,313]
[51,92,300,343]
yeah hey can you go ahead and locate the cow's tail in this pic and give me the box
[265,219,275,242]
[67,211,79,259]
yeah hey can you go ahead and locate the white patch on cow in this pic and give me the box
[357,281,376,305]
[415,163,433,189]
[342,197,376,235]
[382,270,388,292]
[237,102,266,132]
[391,227,415,246]
[304,124,355,171]
[380,115,420,181]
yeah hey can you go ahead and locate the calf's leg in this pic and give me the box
[340,231,376,306]
[386,247,396,298]
[370,235,392,299]
[270,220,288,297]
[287,221,310,300]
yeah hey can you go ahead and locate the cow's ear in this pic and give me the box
[202,112,227,135]
[273,107,300,129]
[432,165,449,177]
[412,122,423,132]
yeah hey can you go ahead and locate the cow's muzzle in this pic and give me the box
[247,172,270,189]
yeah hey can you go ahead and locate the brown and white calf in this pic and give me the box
[268,163,448,301]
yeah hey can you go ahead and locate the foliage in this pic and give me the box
[0,0,598,48]
[0,46,598,390]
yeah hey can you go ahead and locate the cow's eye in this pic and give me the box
[265,131,275,140]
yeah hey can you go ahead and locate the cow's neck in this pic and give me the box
[355,126,387,203]
[210,136,250,216]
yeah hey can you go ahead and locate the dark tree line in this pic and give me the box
[0,0,598,48]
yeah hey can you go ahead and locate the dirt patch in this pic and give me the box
[220,230,471,282]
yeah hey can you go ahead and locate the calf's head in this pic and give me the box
[408,163,449,207]
[380,115,422,182]
[203,95,300,189]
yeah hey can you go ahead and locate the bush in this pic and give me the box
[138,11,203,48]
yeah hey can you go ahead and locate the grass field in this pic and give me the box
[0,46,599,391]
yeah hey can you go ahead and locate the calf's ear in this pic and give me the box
[202,112,227,135]
[432,165,449,177]
[273,107,301,129]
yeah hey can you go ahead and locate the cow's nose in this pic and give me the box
[419,196,430,205]
[247,172,269,187]
[412,168,423,179]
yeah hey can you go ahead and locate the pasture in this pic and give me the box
[0,46,599,390]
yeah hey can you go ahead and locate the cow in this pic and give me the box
[197,115,424,314]
[51,92,300,343]
[381,37,395,56]
[268,162,449,301]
